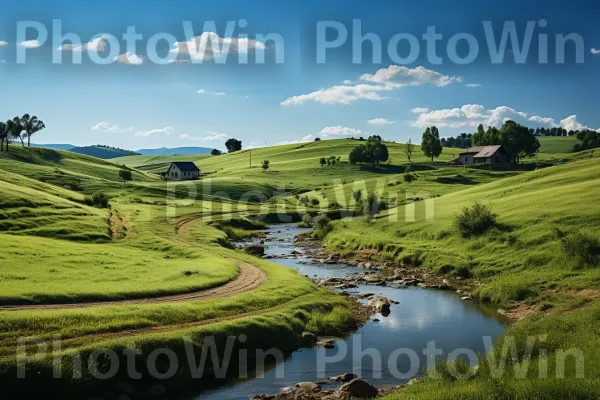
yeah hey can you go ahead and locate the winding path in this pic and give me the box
[0,260,266,311]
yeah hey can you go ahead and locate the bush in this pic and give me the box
[310,198,320,206]
[313,215,333,239]
[86,192,110,208]
[363,193,380,221]
[298,214,314,228]
[560,231,600,269]
[403,173,417,184]
[454,202,498,238]
[328,201,342,209]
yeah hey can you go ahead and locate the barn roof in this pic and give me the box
[170,162,200,172]
[459,146,486,155]
[473,145,504,158]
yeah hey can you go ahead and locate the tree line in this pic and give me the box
[0,114,46,151]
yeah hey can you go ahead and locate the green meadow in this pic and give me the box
[0,136,599,398]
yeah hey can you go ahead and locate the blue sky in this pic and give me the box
[0,0,598,150]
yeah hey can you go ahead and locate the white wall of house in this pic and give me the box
[459,153,476,164]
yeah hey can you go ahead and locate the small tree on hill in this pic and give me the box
[119,169,133,184]
[421,126,443,162]
[262,160,270,171]
[352,189,363,203]
[0,122,8,152]
[405,138,415,163]
[211,149,222,156]
[225,138,242,153]
[319,157,327,167]
[8,117,24,147]
[21,114,45,147]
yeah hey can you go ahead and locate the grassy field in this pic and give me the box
[316,154,600,399]
[1,138,599,398]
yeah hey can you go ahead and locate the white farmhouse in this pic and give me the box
[166,162,200,181]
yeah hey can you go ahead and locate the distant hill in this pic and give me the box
[70,145,140,159]
[31,143,75,151]
[136,147,214,155]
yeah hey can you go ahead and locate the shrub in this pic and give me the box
[328,201,342,209]
[313,215,333,239]
[560,231,600,269]
[352,189,363,203]
[298,214,314,228]
[454,202,498,238]
[299,195,309,206]
[403,173,417,184]
[310,198,320,206]
[363,193,380,221]
[86,192,110,208]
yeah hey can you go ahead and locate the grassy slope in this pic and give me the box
[0,147,356,389]
[318,157,600,399]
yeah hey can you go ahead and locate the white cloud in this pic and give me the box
[179,131,229,141]
[282,65,460,106]
[134,127,173,137]
[320,126,363,137]
[465,83,482,88]
[528,115,557,127]
[559,115,595,132]
[58,36,108,52]
[410,105,598,132]
[19,40,42,48]
[91,122,132,133]
[411,108,430,113]
[368,118,393,125]
[197,89,205,94]
[360,65,462,88]
[0,41,8,47]
[410,104,526,129]
[281,84,391,106]
[0,60,6,64]
[591,48,600,55]
[214,92,226,96]
[114,52,144,65]
[342,80,352,85]
[170,32,266,62]
[275,134,316,145]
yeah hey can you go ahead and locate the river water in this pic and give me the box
[198,224,507,399]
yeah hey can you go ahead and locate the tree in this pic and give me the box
[405,138,415,163]
[349,136,389,166]
[499,120,540,163]
[0,122,8,152]
[7,117,24,147]
[352,189,363,203]
[421,126,443,162]
[21,114,45,147]
[314,137,322,142]
[225,138,242,153]
[119,169,133,183]
[319,157,327,167]
[261,160,270,171]
[364,135,389,166]
[211,149,222,156]
[349,145,367,165]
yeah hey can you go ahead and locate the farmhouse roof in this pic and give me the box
[459,146,486,155]
[170,162,200,172]
[473,145,503,158]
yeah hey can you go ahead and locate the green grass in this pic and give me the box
[537,136,581,154]
[2,140,600,398]
[324,158,600,307]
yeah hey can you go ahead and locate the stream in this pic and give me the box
[198,224,507,399]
